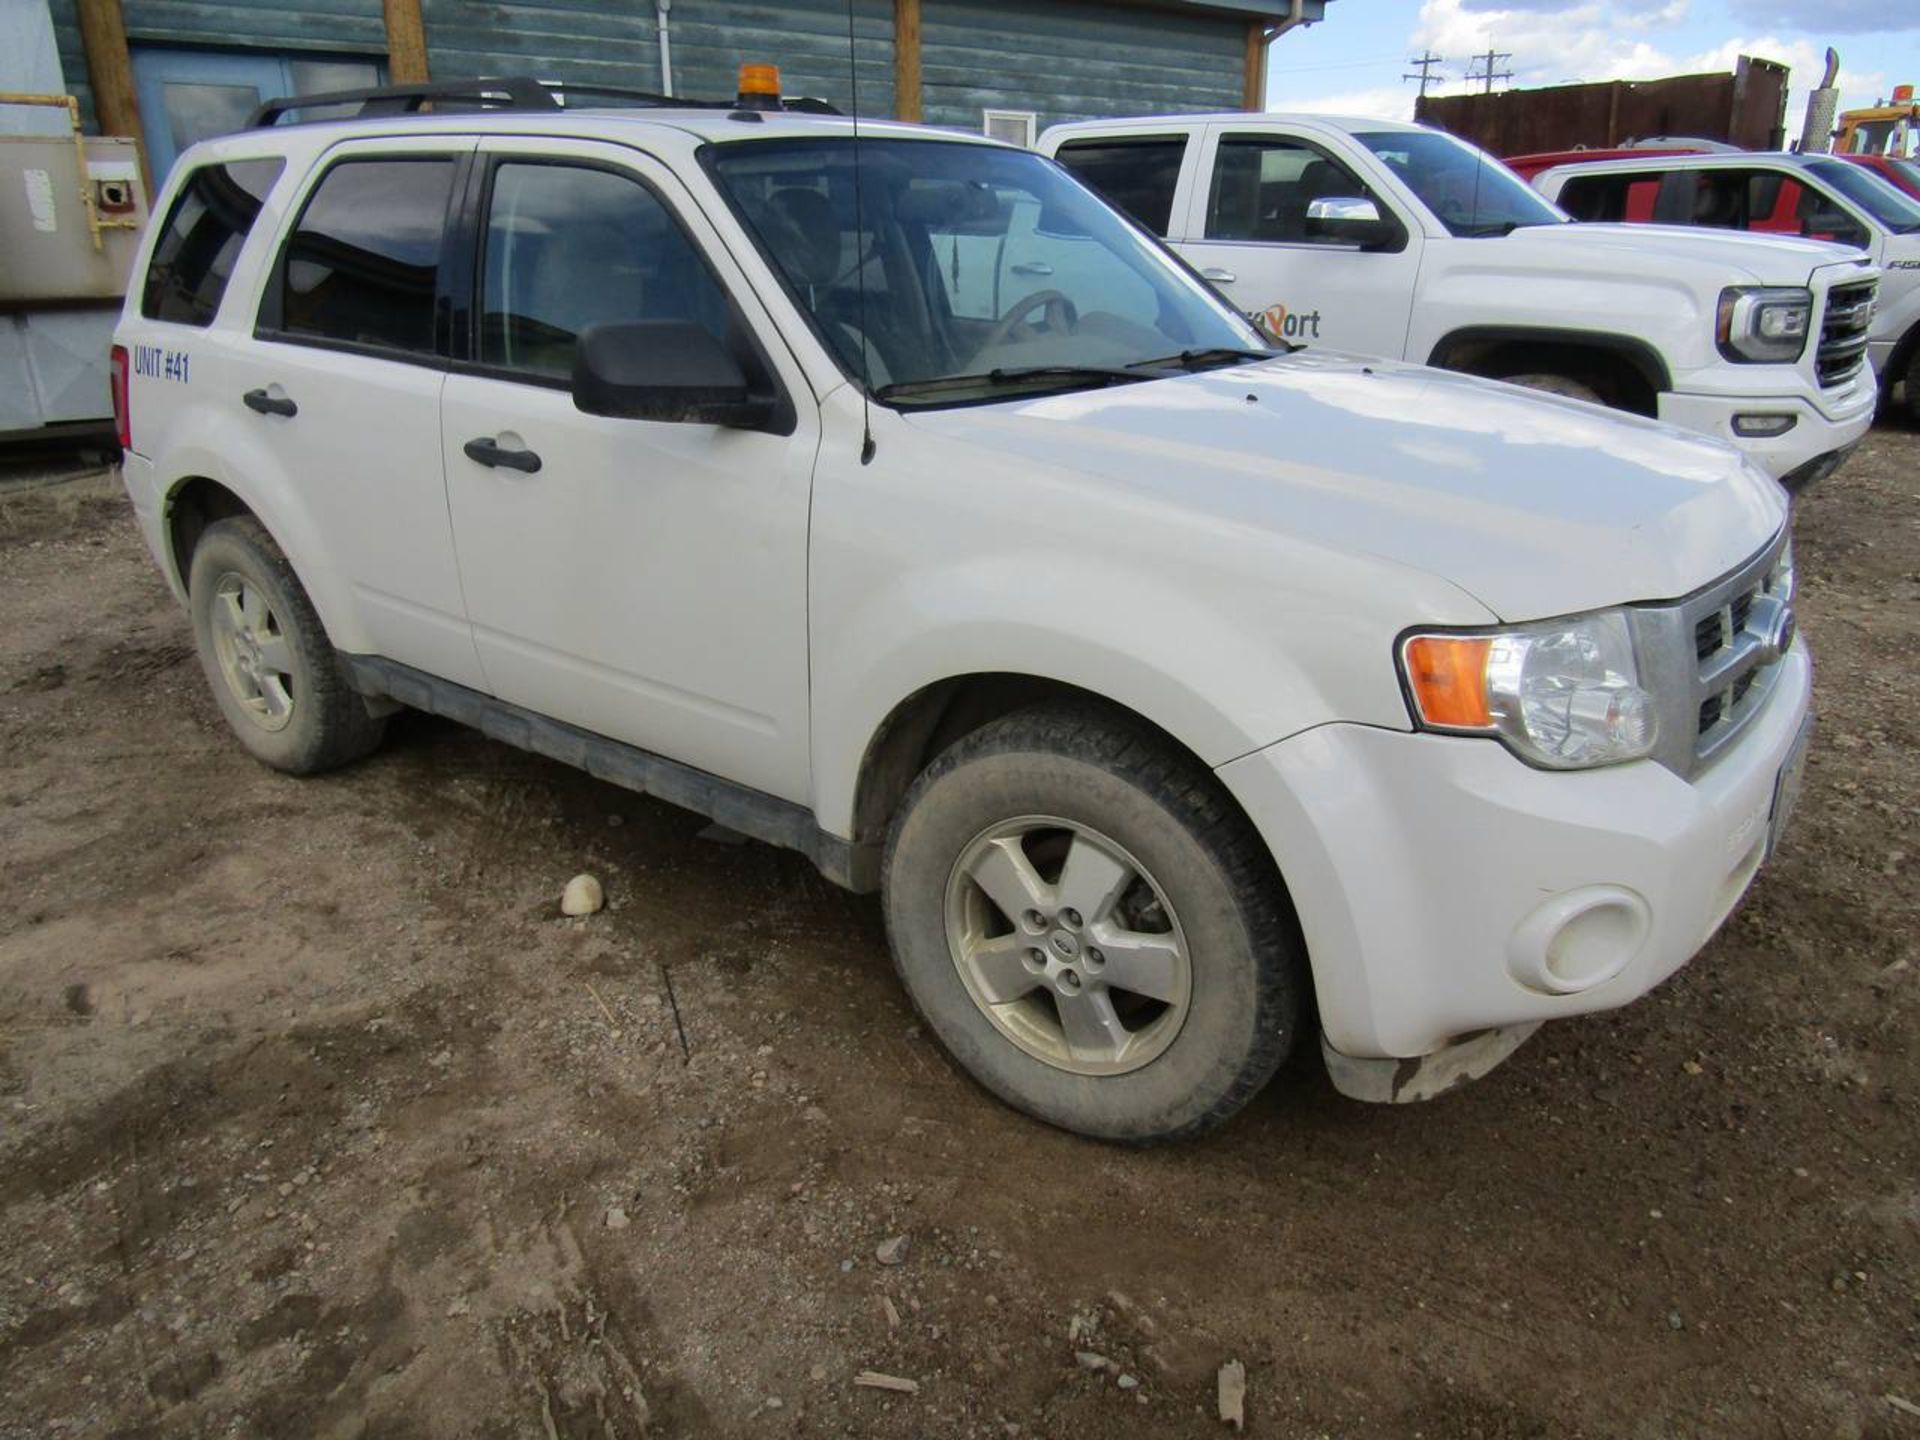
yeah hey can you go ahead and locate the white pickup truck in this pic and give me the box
[1041,114,1879,492]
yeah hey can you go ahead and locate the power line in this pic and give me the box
[1403,51,1446,97]
[1465,42,1514,95]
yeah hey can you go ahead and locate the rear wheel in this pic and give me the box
[187,516,385,774]
[882,704,1303,1142]
[1905,348,1920,426]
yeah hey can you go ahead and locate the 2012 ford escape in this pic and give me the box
[112,77,1812,1141]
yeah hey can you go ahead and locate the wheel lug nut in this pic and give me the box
[1022,909,1047,932]
[1086,948,1104,968]
[1061,908,1082,929]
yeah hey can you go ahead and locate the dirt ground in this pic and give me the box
[1,419,1916,1440]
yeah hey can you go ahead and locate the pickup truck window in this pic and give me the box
[1664,168,1870,248]
[1052,136,1186,235]
[705,138,1263,405]
[479,162,732,381]
[1555,172,1661,224]
[1205,136,1383,245]
[1353,129,1564,237]
[270,158,456,357]
[141,158,284,327]
[1803,156,1920,232]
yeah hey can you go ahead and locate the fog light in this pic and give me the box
[1732,412,1798,439]
[1507,886,1651,995]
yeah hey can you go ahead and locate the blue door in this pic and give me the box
[132,49,385,183]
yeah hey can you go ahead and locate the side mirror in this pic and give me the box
[572,320,775,429]
[1305,195,1394,248]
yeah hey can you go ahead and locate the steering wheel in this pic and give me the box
[981,289,1079,350]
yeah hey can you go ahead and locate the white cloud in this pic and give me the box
[1277,83,1417,121]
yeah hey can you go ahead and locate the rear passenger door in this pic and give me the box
[437,139,817,804]
[248,137,486,691]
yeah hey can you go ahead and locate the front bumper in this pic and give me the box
[1657,387,1873,485]
[1217,646,1812,1067]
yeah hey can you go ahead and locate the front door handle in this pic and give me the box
[1200,267,1237,284]
[242,388,297,418]
[1010,260,1054,277]
[463,436,542,474]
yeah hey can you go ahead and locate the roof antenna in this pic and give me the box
[846,0,876,464]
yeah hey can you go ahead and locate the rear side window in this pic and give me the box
[140,158,284,326]
[1557,172,1660,223]
[1054,137,1187,235]
[269,158,456,356]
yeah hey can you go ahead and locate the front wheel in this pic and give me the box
[1905,349,1920,426]
[882,705,1304,1142]
[1497,370,1605,406]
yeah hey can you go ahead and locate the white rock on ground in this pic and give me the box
[561,874,605,917]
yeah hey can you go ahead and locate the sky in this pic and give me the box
[1266,0,1920,146]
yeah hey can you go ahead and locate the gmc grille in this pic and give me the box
[1817,279,1876,388]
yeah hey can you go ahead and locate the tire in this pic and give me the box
[1906,349,1920,427]
[881,703,1304,1142]
[186,515,385,775]
[1497,370,1605,406]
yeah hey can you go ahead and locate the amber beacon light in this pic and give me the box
[737,63,783,109]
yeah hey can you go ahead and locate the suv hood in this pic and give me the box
[904,351,1785,622]
[1497,219,1863,284]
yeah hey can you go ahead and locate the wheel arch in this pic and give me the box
[842,672,1283,899]
[1427,325,1670,415]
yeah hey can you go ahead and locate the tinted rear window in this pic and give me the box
[271,158,456,356]
[1053,137,1187,235]
[140,158,284,326]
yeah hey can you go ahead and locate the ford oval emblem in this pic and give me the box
[1758,603,1796,664]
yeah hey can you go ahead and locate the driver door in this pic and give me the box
[1173,126,1420,358]
[438,139,818,803]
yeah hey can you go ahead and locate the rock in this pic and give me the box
[1218,1359,1246,1431]
[605,1206,630,1230]
[1075,1350,1112,1373]
[1667,1309,1685,1329]
[1117,1373,1139,1391]
[809,1365,827,1382]
[561,874,605,917]
[875,1234,911,1267]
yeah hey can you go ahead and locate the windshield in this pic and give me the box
[1804,157,1920,231]
[1353,129,1566,237]
[703,138,1269,405]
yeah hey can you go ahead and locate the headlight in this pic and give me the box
[1717,286,1812,364]
[1399,610,1657,770]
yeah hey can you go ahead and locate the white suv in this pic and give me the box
[1041,114,1879,492]
[113,80,1812,1140]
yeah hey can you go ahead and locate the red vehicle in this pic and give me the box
[1836,152,1920,200]
[1502,147,1706,185]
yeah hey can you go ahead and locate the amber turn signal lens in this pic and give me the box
[1403,635,1494,729]
[738,63,782,96]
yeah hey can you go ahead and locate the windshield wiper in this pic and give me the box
[873,365,1149,401]
[1125,346,1281,371]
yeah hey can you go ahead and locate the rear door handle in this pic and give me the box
[1010,261,1054,277]
[463,436,542,474]
[242,388,297,418]
[1200,267,1237,284]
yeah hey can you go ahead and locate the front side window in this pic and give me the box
[271,157,455,355]
[1206,136,1384,244]
[1803,157,1920,232]
[1054,136,1187,235]
[705,138,1265,406]
[141,158,284,326]
[479,163,733,381]
[1556,172,1660,223]
[1353,129,1566,237]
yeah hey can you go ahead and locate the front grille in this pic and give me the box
[1816,279,1876,388]
[1686,554,1790,763]
[1630,529,1796,779]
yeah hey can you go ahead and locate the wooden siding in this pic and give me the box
[51,0,387,129]
[419,0,893,117]
[919,0,1244,133]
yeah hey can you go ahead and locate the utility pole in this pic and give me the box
[1465,42,1513,95]
[1403,51,1445,98]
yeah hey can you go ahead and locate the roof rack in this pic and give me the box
[246,76,842,130]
